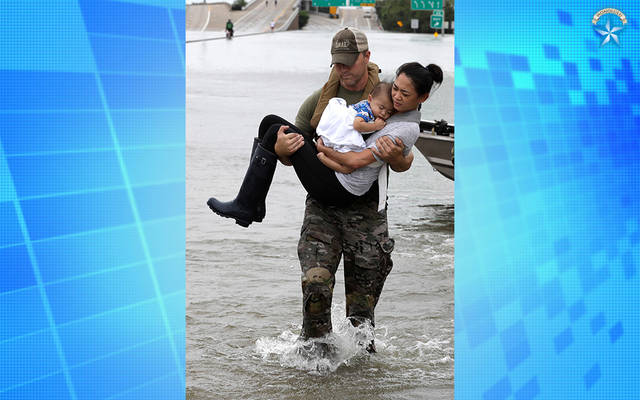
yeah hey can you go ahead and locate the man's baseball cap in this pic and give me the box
[331,27,368,66]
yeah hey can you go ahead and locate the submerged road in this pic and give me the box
[233,0,300,33]
[186,3,382,42]
[338,7,382,31]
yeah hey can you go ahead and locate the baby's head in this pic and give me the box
[368,82,394,120]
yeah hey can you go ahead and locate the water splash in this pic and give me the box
[255,316,380,374]
[407,336,453,361]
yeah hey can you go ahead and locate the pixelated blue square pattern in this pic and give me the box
[455,0,640,399]
[0,1,185,399]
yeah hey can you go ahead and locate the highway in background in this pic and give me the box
[187,2,381,41]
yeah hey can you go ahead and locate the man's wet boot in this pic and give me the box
[295,338,337,360]
[207,144,277,227]
[348,316,376,353]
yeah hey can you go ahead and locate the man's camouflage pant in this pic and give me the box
[297,193,395,339]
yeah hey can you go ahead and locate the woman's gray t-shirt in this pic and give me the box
[335,110,421,196]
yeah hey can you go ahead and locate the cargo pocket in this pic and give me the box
[298,226,340,270]
[377,236,395,279]
[368,236,394,302]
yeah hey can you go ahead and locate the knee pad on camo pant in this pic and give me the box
[301,267,335,338]
[297,196,342,338]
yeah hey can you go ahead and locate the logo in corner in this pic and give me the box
[592,8,627,46]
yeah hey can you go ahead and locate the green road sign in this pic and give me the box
[430,14,443,28]
[432,9,444,16]
[350,0,375,5]
[411,0,442,10]
[312,0,346,6]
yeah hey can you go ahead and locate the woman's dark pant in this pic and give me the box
[258,114,358,207]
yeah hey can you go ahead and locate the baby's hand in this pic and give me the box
[372,118,386,130]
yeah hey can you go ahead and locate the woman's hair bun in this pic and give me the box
[426,64,443,84]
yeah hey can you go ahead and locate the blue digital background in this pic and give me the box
[0,1,185,399]
[455,0,639,399]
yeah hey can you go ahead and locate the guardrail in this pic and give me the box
[277,6,300,31]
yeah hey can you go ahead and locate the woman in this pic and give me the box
[206,62,443,227]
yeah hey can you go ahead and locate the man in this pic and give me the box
[274,27,413,352]
[225,19,234,38]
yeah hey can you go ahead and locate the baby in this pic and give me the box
[316,81,394,173]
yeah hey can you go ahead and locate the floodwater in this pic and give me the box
[186,29,454,399]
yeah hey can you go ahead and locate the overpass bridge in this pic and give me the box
[186,2,381,41]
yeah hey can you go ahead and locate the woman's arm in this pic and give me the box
[316,138,376,170]
[389,150,414,172]
[317,153,355,174]
[372,136,413,172]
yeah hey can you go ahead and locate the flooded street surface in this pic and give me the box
[187,30,454,399]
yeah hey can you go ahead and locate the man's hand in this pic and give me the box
[317,152,354,174]
[372,136,413,172]
[274,125,304,165]
[317,137,375,170]
[316,137,353,172]
[316,137,330,155]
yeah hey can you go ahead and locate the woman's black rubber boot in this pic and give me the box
[207,144,277,227]
[250,137,260,158]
